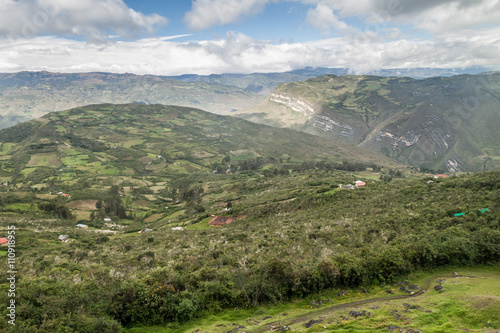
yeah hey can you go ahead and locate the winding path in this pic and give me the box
[249,273,470,332]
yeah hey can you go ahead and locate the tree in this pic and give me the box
[103,186,126,218]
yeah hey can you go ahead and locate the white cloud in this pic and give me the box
[300,0,500,46]
[363,0,500,38]
[305,3,350,35]
[301,0,372,17]
[1,31,499,76]
[413,0,500,35]
[0,0,167,41]
[184,0,273,31]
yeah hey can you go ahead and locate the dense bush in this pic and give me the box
[0,171,498,331]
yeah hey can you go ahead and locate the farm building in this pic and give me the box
[434,174,449,179]
[58,235,70,242]
[355,180,366,187]
[209,216,236,227]
[0,237,8,246]
[76,224,88,229]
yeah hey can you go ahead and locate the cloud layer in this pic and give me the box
[183,0,500,40]
[0,0,498,75]
[0,0,167,41]
[1,31,498,75]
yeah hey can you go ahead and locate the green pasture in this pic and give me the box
[126,265,500,333]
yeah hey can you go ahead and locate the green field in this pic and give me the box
[0,143,15,155]
[3,203,34,211]
[27,152,59,167]
[61,154,89,166]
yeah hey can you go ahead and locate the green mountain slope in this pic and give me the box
[0,166,498,332]
[0,68,486,131]
[0,71,264,129]
[0,103,398,185]
[236,73,500,172]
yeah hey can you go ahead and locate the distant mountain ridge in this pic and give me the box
[172,67,488,96]
[0,67,487,130]
[0,71,264,130]
[236,73,500,172]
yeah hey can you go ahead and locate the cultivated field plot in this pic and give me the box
[27,152,60,167]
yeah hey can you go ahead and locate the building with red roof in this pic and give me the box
[355,180,366,187]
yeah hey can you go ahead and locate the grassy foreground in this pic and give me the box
[129,265,500,333]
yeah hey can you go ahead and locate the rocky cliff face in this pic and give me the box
[237,73,500,172]
[269,93,316,118]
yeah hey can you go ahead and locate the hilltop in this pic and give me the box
[236,73,500,172]
[0,103,398,186]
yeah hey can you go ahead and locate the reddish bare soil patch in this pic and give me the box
[209,215,245,227]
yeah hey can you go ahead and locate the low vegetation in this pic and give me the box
[0,104,497,332]
[0,169,498,332]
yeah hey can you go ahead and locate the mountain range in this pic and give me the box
[0,71,263,130]
[174,67,488,95]
[236,73,500,172]
[0,68,499,172]
[0,67,487,130]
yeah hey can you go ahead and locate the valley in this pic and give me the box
[1,0,499,332]
[236,73,500,172]
[0,81,498,333]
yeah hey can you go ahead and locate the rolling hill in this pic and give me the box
[0,103,398,187]
[236,73,500,172]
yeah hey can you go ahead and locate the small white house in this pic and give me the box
[58,235,70,242]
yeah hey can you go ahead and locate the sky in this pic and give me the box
[0,0,499,75]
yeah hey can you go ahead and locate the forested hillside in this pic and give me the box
[0,169,498,332]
